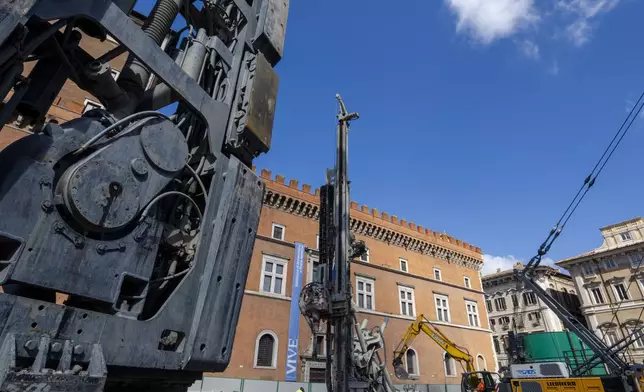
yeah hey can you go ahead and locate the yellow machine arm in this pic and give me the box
[393,314,476,379]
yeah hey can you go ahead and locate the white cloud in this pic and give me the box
[549,60,560,75]
[557,0,619,46]
[481,254,559,276]
[445,0,539,44]
[518,39,540,59]
[443,0,622,60]
[565,19,591,46]
[624,99,644,120]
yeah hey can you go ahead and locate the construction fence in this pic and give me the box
[189,376,462,392]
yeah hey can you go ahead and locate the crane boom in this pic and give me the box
[517,269,628,375]
[393,314,476,379]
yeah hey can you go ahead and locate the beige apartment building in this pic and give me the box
[483,264,583,368]
[557,217,644,364]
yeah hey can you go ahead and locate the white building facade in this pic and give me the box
[483,263,583,368]
[556,217,644,364]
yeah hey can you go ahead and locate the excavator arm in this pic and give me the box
[393,314,476,379]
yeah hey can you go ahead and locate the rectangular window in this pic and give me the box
[621,232,633,241]
[316,234,319,250]
[359,249,370,263]
[629,328,644,349]
[511,294,519,308]
[629,253,642,269]
[434,268,442,281]
[309,256,325,284]
[271,223,285,240]
[494,298,507,311]
[82,99,104,114]
[499,316,510,325]
[602,258,617,270]
[582,263,598,277]
[399,258,408,272]
[613,283,629,301]
[464,277,471,288]
[399,286,415,317]
[356,277,375,310]
[435,294,450,322]
[485,300,492,313]
[605,331,618,346]
[465,300,480,327]
[309,367,326,383]
[523,292,537,306]
[313,334,325,356]
[590,287,605,304]
[260,256,287,295]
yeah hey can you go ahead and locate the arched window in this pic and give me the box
[443,353,456,377]
[254,330,278,368]
[405,348,419,376]
[477,355,486,371]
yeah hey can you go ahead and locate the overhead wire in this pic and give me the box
[524,91,644,272]
[509,88,644,373]
[587,95,644,349]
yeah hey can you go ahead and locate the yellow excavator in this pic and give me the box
[393,314,642,392]
[392,314,498,392]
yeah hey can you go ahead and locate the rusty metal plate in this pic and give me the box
[245,53,279,155]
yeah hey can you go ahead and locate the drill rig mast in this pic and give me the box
[299,95,393,392]
[0,0,288,390]
[332,93,358,392]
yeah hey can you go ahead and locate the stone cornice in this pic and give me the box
[260,170,483,272]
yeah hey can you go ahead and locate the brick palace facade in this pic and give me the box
[215,171,495,383]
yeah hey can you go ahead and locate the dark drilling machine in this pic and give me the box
[299,96,394,392]
[0,0,288,390]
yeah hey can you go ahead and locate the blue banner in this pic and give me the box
[285,242,305,381]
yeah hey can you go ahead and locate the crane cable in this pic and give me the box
[523,91,644,273]
[515,90,644,370]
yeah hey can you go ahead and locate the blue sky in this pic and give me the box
[137,0,644,274]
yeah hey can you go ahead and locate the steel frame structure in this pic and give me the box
[0,0,288,390]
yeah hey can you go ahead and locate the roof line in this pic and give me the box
[255,166,482,255]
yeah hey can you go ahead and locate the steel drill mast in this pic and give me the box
[299,95,391,392]
[331,94,359,392]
